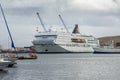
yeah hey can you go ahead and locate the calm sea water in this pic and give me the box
[1,53,120,80]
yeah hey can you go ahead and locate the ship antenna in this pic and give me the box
[36,12,47,32]
[58,14,69,33]
[0,4,18,56]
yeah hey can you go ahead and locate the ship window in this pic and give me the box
[42,36,47,38]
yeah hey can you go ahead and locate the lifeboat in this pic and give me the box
[71,38,86,43]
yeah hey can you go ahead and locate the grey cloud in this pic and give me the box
[2,0,120,27]
[4,7,45,16]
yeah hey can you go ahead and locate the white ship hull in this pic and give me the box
[34,44,94,53]
[94,48,120,53]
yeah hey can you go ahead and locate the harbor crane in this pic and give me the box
[58,14,69,33]
[0,4,18,56]
[36,12,47,32]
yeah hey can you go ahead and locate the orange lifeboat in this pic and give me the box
[71,38,86,43]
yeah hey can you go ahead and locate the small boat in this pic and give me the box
[1,54,17,67]
[4,53,37,60]
[17,53,37,60]
[4,58,17,67]
[17,55,37,60]
[0,58,11,70]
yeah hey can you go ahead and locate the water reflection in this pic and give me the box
[0,70,8,80]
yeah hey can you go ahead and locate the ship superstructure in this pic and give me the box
[32,24,100,53]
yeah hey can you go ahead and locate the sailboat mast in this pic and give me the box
[36,12,47,32]
[58,14,69,33]
[0,4,16,52]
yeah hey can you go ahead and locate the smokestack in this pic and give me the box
[72,24,80,34]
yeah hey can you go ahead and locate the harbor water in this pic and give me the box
[1,53,120,80]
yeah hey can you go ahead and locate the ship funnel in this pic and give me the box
[72,24,80,34]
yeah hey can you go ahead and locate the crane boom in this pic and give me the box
[36,12,47,32]
[0,4,17,56]
[58,14,69,33]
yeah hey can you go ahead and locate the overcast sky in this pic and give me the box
[0,0,120,48]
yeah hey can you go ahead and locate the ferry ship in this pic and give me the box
[93,47,120,53]
[93,36,120,53]
[32,24,99,53]
[93,41,120,53]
